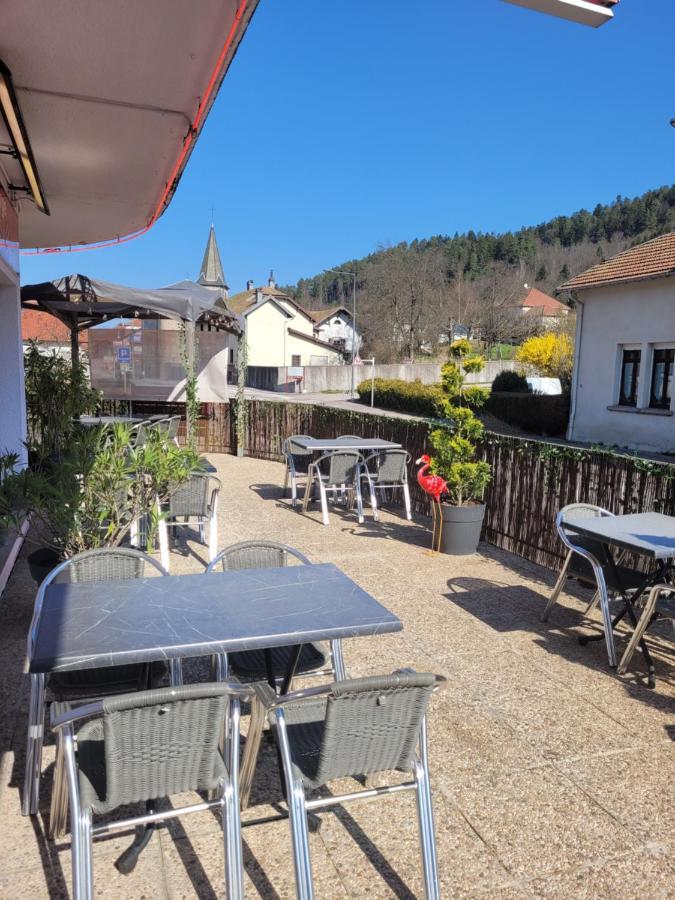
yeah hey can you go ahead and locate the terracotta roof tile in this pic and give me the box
[519,287,567,316]
[558,231,675,292]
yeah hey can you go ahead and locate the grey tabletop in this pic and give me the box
[30,563,402,674]
[75,415,143,427]
[565,512,675,560]
[293,437,402,452]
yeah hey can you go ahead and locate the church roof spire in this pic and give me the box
[198,224,228,294]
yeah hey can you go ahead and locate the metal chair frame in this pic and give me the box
[542,505,646,667]
[205,540,346,685]
[302,450,365,526]
[252,673,446,900]
[49,681,252,900]
[166,414,181,446]
[282,435,314,508]
[22,548,174,818]
[617,583,675,678]
[160,474,221,570]
[360,450,412,522]
[542,504,616,624]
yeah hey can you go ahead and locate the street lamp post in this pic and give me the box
[325,268,357,399]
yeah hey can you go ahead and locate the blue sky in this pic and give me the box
[21,0,675,292]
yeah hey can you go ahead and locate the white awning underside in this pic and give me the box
[1,0,258,249]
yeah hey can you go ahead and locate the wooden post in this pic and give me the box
[70,317,79,370]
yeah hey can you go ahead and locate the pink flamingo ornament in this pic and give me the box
[416,454,448,552]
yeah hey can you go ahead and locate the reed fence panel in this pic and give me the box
[100,397,675,573]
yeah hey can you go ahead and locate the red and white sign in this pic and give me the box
[0,184,19,274]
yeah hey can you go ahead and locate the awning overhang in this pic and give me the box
[21,274,244,334]
[1,0,259,250]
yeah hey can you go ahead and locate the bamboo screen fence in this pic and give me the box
[102,398,675,572]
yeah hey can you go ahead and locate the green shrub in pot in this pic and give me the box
[426,346,491,554]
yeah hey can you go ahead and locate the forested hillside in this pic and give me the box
[283,186,675,361]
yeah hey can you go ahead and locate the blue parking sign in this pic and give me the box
[116,346,132,364]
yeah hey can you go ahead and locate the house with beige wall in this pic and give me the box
[228,276,344,367]
[561,232,675,454]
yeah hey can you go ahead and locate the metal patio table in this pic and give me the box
[565,511,675,684]
[74,415,144,427]
[25,562,402,821]
[291,436,402,452]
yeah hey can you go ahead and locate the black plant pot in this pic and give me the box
[434,503,486,555]
[27,548,62,585]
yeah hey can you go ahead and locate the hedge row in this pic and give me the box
[356,378,444,417]
[356,378,489,418]
[486,392,570,437]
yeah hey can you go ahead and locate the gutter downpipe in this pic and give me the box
[566,296,584,441]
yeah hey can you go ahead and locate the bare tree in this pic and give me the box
[475,265,540,354]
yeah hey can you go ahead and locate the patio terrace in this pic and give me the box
[0,452,673,899]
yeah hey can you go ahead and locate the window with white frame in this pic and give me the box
[618,348,641,407]
[649,348,674,410]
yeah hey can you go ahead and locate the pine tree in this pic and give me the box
[535,264,547,282]
[559,263,570,281]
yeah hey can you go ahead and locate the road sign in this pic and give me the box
[116,346,132,364]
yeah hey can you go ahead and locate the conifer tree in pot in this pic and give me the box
[427,341,491,555]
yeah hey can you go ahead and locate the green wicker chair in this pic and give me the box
[23,548,172,818]
[50,682,252,900]
[250,671,445,900]
[205,540,344,685]
[302,450,364,526]
[161,473,221,570]
[282,435,314,507]
[360,449,412,522]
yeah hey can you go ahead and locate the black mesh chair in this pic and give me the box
[282,435,314,507]
[23,548,172,817]
[542,504,647,666]
[253,671,446,900]
[617,583,675,681]
[50,682,252,899]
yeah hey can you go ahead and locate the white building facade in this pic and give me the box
[563,235,675,454]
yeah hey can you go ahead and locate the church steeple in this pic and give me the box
[198,224,228,295]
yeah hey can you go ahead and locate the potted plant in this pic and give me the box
[2,425,200,582]
[427,341,491,555]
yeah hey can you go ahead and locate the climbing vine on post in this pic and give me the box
[235,330,248,457]
[180,321,200,450]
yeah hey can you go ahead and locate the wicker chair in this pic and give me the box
[205,540,344,685]
[161,473,220,570]
[542,504,647,666]
[166,414,181,446]
[360,449,412,522]
[151,417,171,437]
[23,548,173,818]
[282,435,314,507]
[129,421,149,448]
[302,450,364,526]
[252,671,446,900]
[617,584,675,681]
[49,682,252,899]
